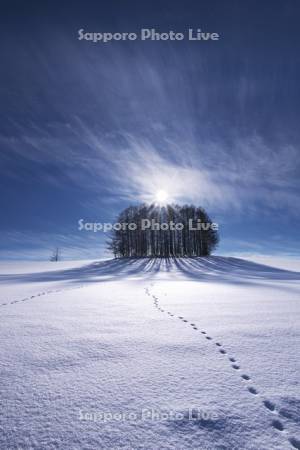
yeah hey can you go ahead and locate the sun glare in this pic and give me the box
[155,189,169,204]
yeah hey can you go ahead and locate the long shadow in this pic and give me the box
[0,258,154,285]
[171,257,300,290]
[178,257,300,280]
[0,257,299,287]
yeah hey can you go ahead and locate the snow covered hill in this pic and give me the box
[0,257,299,449]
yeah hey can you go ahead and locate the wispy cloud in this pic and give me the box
[2,122,299,217]
[1,28,300,259]
[0,231,107,261]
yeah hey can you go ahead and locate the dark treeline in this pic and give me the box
[108,204,219,258]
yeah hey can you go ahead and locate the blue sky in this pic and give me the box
[0,0,300,260]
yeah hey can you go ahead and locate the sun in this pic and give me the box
[155,189,169,204]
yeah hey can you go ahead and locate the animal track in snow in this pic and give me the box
[271,419,284,432]
[1,285,86,309]
[147,285,298,446]
[241,374,251,381]
[248,387,258,395]
[263,400,276,412]
[289,437,300,449]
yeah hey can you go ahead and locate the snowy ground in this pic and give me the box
[0,257,299,450]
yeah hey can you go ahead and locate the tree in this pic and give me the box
[50,248,60,262]
[107,204,219,258]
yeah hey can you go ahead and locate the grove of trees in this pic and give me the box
[107,204,219,258]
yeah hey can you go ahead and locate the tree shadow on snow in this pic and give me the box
[0,256,299,287]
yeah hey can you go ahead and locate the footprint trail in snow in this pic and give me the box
[145,286,300,449]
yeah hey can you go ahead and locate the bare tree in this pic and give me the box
[50,248,60,262]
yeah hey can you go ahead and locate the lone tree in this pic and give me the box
[107,204,219,258]
[50,248,60,262]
